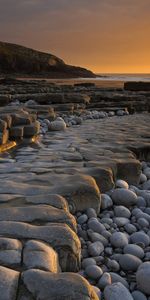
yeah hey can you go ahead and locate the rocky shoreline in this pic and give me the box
[0,79,149,299]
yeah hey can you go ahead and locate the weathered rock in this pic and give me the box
[109,272,129,288]
[88,241,104,256]
[21,269,99,300]
[85,265,103,280]
[97,272,112,289]
[101,194,113,210]
[0,237,22,267]
[23,240,61,272]
[0,221,81,272]
[130,232,150,247]
[136,262,150,295]
[110,232,129,248]
[123,244,144,259]
[104,282,133,300]
[132,290,147,300]
[114,206,131,218]
[0,205,76,231]
[111,188,137,207]
[119,254,142,271]
[0,266,20,300]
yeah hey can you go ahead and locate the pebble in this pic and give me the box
[109,272,129,288]
[137,197,146,208]
[104,282,134,300]
[140,173,147,184]
[77,214,88,225]
[113,217,130,227]
[114,206,131,218]
[97,272,112,289]
[88,241,104,257]
[124,223,137,234]
[123,244,144,259]
[132,290,147,300]
[82,258,96,269]
[110,232,129,248]
[136,262,150,295]
[85,265,103,280]
[101,194,113,210]
[130,232,150,247]
[116,179,129,189]
[107,259,120,272]
[88,231,108,246]
[88,218,105,234]
[111,188,137,207]
[119,254,142,272]
[86,208,97,218]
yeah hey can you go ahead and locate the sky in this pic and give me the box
[0,0,150,73]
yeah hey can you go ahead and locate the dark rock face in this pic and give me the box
[124,82,150,91]
[0,41,96,78]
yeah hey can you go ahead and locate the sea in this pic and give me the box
[96,73,150,82]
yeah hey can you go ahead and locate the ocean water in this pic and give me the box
[96,73,150,82]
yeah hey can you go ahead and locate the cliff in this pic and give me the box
[0,41,96,78]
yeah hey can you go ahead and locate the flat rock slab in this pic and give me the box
[0,174,101,213]
[0,221,81,272]
[0,205,77,231]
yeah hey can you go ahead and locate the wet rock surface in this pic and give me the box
[0,91,149,300]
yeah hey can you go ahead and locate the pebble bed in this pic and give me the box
[75,161,150,300]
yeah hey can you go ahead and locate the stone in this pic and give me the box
[23,240,61,272]
[130,232,150,247]
[111,188,137,207]
[123,244,144,259]
[85,265,103,280]
[97,272,112,289]
[113,217,130,227]
[88,231,108,246]
[101,194,113,210]
[142,180,150,190]
[0,266,20,300]
[109,272,129,288]
[140,173,147,184]
[88,241,104,256]
[110,232,129,248]
[104,282,134,300]
[0,119,7,131]
[78,214,88,225]
[86,208,97,218]
[22,269,99,300]
[116,179,129,189]
[136,262,150,295]
[82,258,96,269]
[48,119,66,131]
[55,174,101,214]
[0,129,9,144]
[0,205,76,232]
[124,223,137,234]
[26,194,68,210]
[88,218,105,234]
[119,254,142,271]
[0,221,81,272]
[23,121,40,137]
[9,126,24,139]
[132,290,147,300]
[114,206,131,218]
[0,237,22,267]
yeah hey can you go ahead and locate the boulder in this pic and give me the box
[21,269,99,300]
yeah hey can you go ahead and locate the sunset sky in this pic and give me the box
[0,0,150,73]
